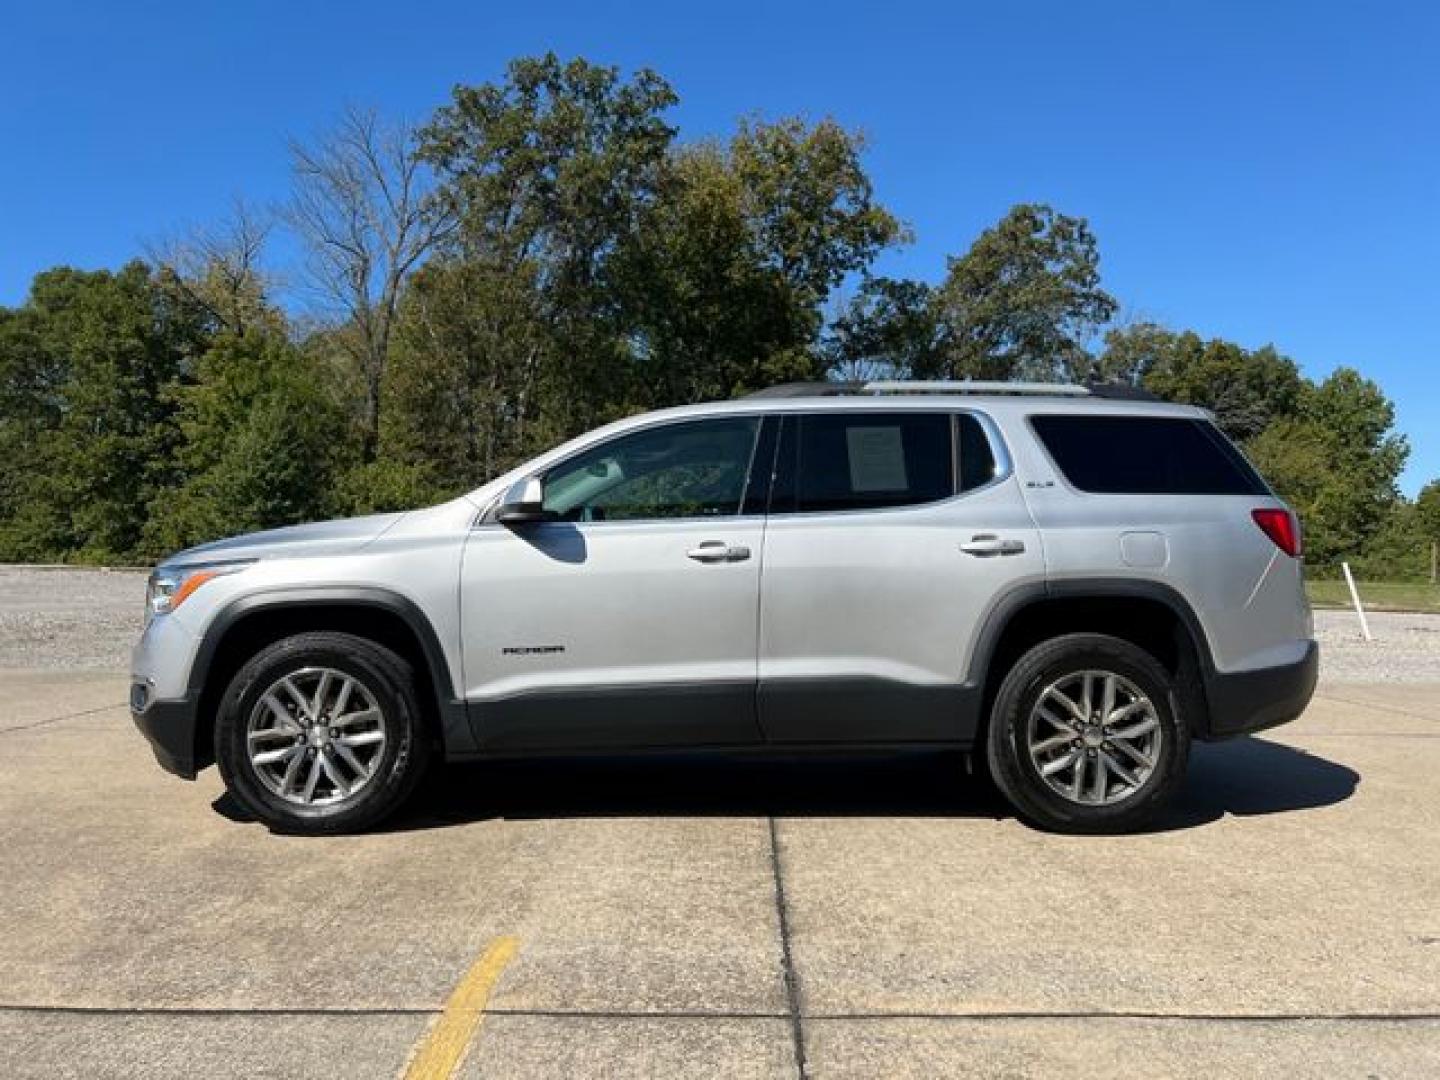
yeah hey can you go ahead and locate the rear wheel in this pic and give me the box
[215,632,431,834]
[985,633,1189,833]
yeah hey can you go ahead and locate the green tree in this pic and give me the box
[823,277,938,380]
[923,204,1116,381]
[417,53,678,440]
[377,257,555,496]
[1247,368,1408,568]
[1418,480,1440,543]
[0,264,208,562]
[619,119,902,402]
[145,333,355,552]
[1131,330,1303,441]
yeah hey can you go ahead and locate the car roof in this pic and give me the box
[620,390,1211,425]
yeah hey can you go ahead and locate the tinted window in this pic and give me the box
[777,412,955,513]
[1031,415,1268,495]
[957,412,999,492]
[543,417,761,521]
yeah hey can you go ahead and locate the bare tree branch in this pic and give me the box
[284,106,456,459]
[147,198,280,336]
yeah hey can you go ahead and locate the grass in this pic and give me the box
[1306,578,1440,614]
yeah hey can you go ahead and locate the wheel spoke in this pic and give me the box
[333,707,380,730]
[301,754,323,802]
[248,725,293,743]
[1110,715,1158,741]
[1041,688,1085,726]
[260,693,301,732]
[311,671,333,719]
[280,678,311,720]
[1106,700,1146,726]
[1035,704,1077,736]
[1069,753,1088,799]
[337,729,384,747]
[1032,732,1075,755]
[1099,675,1117,723]
[331,677,354,720]
[1101,750,1143,789]
[1041,749,1080,777]
[333,742,368,779]
[320,753,349,796]
[1089,753,1108,801]
[280,747,307,793]
[253,745,299,767]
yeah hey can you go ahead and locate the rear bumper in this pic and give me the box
[1202,640,1319,740]
[131,695,201,780]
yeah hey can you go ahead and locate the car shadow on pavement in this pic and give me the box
[216,733,1360,834]
[211,736,1358,834]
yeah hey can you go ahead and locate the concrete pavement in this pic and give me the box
[1,671,1437,1078]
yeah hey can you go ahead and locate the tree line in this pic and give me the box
[1,53,1435,576]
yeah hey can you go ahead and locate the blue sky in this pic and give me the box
[3,1,1436,493]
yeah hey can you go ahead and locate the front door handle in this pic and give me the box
[960,534,1026,557]
[687,541,751,563]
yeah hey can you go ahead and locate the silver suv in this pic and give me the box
[131,381,1318,834]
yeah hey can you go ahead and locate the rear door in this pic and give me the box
[756,409,1043,743]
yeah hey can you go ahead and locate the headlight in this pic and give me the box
[146,561,254,619]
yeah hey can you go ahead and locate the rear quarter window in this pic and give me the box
[1030,415,1268,496]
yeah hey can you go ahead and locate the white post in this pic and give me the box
[1341,561,1372,642]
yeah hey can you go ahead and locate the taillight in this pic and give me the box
[1252,508,1301,557]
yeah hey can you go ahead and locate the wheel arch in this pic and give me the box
[188,588,473,771]
[966,579,1216,739]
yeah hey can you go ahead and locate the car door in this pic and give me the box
[756,409,1044,743]
[459,414,773,750]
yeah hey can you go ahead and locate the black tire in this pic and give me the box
[215,632,431,834]
[985,633,1190,834]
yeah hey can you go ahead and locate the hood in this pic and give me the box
[160,512,407,569]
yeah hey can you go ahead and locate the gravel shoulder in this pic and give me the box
[2,565,1438,682]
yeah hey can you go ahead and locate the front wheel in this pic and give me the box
[985,633,1190,834]
[215,632,431,834]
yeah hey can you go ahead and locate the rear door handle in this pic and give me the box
[687,541,751,563]
[960,534,1026,557]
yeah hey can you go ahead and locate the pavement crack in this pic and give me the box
[0,1004,434,1017]
[6,1003,1437,1025]
[1311,693,1440,724]
[0,701,126,735]
[767,816,809,1080]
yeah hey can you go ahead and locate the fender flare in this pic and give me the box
[187,586,474,754]
[962,577,1219,731]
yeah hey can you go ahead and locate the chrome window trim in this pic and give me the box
[472,405,1014,528]
[474,413,767,529]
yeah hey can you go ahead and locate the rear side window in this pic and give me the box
[772,412,954,513]
[1030,415,1268,495]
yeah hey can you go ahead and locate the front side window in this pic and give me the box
[774,412,958,514]
[542,417,762,522]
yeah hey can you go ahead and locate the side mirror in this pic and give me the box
[496,477,551,525]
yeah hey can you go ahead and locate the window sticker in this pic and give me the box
[845,425,908,492]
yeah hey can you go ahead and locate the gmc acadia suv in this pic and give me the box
[131,381,1319,834]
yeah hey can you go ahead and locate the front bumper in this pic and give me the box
[1202,640,1320,739]
[131,694,201,779]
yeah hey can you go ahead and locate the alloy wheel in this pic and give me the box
[246,667,388,807]
[1025,669,1163,806]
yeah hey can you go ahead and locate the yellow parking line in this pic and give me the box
[403,936,520,1080]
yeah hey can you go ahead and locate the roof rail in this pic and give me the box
[743,379,1160,402]
[746,379,1092,399]
[862,380,1091,397]
[743,381,862,399]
